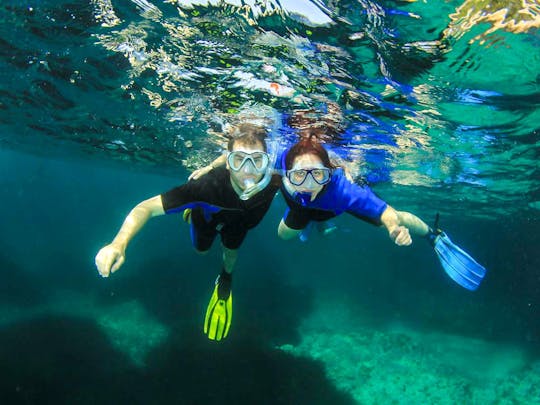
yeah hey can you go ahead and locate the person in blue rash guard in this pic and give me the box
[95,124,279,341]
[277,137,430,244]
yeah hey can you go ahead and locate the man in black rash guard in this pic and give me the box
[95,124,279,341]
[160,163,277,255]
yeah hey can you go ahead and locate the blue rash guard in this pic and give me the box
[281,168,388,230]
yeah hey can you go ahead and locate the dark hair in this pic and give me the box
[227,123,268,152]
[285,138,335,170]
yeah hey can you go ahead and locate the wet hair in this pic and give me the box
[288,108,319,129]
[287,104,344,142]
[227,123,268,152]
[285,138,336,170]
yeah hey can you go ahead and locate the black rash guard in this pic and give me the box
[161,167,279,250]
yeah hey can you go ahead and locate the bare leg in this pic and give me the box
[222,245,238,274]
[278,219,302,240]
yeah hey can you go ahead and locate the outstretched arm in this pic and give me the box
[380,205,429,246]
[95,195,165,277]
[188,154,227,181]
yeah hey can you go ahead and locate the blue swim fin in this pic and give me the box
[428,214,487,291]
[432,232,486,291]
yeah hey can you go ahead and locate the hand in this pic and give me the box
[389,226,412,246]
[188,165,213,181]
[95,243,125,277]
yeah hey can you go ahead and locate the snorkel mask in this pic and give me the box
[227,148,276,200]
[282,157,333,206]
[286,167,332,187]
[287,168,331,206]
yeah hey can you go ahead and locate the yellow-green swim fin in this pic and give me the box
[204,271,232,341]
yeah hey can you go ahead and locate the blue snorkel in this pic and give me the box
[294,191,312,206]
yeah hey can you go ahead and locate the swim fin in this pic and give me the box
[428,214,486,291]
[204,270,232,341]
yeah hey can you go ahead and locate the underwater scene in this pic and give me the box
[1,0,539,403]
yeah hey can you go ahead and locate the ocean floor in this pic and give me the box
[1,288,539,403]
[278,294,540,404]
[0,289,169,367]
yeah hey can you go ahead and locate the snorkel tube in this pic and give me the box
[293,191,312,206]
[237,104,281,201]
[238,137,278,200]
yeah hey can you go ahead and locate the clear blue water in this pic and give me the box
[0,0,539,403]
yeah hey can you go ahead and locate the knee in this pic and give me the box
[194,248,209,255]
[222,246,238,257]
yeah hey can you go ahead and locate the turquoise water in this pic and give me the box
[1,0,539,403]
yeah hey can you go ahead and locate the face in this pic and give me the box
[227,141,267,191]
[285,153,330,196]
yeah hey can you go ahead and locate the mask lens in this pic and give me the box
[311,168,330,184]
[288,169,308,186]
[250,152,268,170]
[230,152,248,170]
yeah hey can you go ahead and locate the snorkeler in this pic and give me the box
[95,124,279,341]
[280,138,486,290]
[278,138,424,243]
